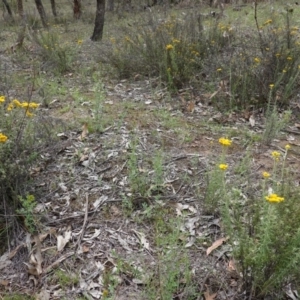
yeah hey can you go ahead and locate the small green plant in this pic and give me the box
[127,139,149,197]
[31,30,75,74]
[2,294,34,300]
[54,269,79,287]
[89,75,106,133]
[145,212,196,300]
[214,137,300,297]
[262,108,291,144]
[204,137,231,213]
[0,94,54,249]
[16,194,38,233]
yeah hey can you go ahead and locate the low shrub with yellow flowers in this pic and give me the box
[0,95,42,236]
[208,139,300,297]
[101,12,229,90]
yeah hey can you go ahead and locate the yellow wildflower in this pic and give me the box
[263,19,272,26]
[287,56,292,61]
[21,102,29,108]
[219,137,232,146]
[262,171,270,179]
[172,39,180,44]
[217,68,222,72]
[7,103,14,111]
[28,102,40,109]
[265,193,284,203]
[271,151,281,160]
[0,133,8,143]
[12,99,22,107]
[0,96,5,103]
[269,84,274,89]
[282,69,287,73]
[26,110,34,117]
[166,44,174,50]
[219,164,228,171]
[285,144,291,150]
[254,57,261,63]
[77,39,83,45]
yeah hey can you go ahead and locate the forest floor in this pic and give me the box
[1,1,300,300]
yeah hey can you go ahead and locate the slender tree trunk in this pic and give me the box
[3,0,13,17]
[91,0,105,41]
[34,0,48,28]
[17,0,24,18]
[50,0,57,17]
[73,0,81,19]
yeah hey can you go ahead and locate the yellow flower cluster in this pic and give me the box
[0,133,8,143]
[262,171,270,179]
[265,193,284,203]
[6,99,40,117]
[219,137,232,146]
[0,96,5,103]
[219,164,228,171]
[271,151,281,161]
[263,19,272,26]
[166,44,174,51]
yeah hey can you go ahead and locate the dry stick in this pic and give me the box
[75,194,89,254]
[254,0,265,55]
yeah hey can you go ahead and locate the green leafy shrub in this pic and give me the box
[209,137,300,297]
[30,31,75,74]
[0,95,50,249]
[102,6,300,110]
[102,12,227,90]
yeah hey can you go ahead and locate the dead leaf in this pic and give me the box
[209,89,220,100]
[33,234,43,275]
[228,259,236,272]
[204,285,217,300]
[36,289,50,300]
[206,237,227,255]
[80,123,89,141]
[249,115,255,127]
[57,230,72,252]
[186,101,195,113]
[0,252,12,271]
[132,230,150,250]
[0,279,9,286]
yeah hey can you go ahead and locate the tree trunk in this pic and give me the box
[107,0,114,11]
[50,0,57,17]
[34,0,48,28]
[17,0,24,18]
[91,0,105,41]
[73,0,81,19]
[3,0,13,17]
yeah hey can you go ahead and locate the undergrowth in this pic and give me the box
[102,3,300,110]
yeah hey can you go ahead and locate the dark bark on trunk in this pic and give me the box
[3,0,13,17]
[50,0,57,17]
[17,0,24,18]
[73,0,81,19]
[91,0,105,41]
[34,0,48,28]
